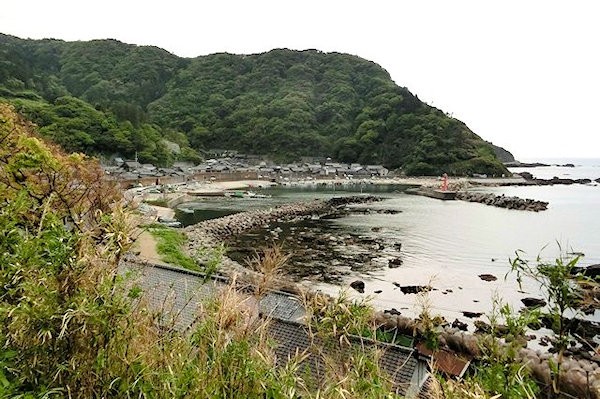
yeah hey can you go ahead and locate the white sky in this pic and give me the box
[2,0,599,160]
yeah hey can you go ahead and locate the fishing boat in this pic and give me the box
[224,190,271,198]
[157,216,182,228]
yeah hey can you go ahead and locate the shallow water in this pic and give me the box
[323,184,600,322]
[176,178,600,324]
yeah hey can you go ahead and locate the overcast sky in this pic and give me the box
[2,0,599,160]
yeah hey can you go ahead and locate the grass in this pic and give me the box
[1,101,551,399]
[143,198,169,207]
[246,245,290,297]
[148,225,199,271]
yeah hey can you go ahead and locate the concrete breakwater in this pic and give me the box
[456,191,548,212]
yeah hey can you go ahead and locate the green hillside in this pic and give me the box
[0,33,508,175]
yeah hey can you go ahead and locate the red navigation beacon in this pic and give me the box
[441,173,448,191]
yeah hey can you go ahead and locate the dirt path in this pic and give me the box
[132,229,166,265]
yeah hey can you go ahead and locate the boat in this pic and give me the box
[157,216,182,228]
[224,190,271,199]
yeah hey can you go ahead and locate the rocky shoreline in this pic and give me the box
[179,193,599,397]
[374,311,600,398]
[510,172,599,186]
[455,191,549,211]
[184,195,386,281]
[185,195,381,241]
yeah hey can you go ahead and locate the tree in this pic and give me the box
[0,103,132,395]
[0,36,510,174]
[509,248,587,395]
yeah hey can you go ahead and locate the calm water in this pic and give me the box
[177,162,600,322]
[509,157,600,180]
[326,184,600,320]
[175,183,409,226]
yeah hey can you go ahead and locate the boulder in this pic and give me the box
[478,273,497,282]
[452,318,468,331]
[393,283,431,294]
[572,264,600,280]
[518,171,535,180]
[350,280,365,293]
[384,308,402,316]
[521,297,547,309]
[474,319,491,332]
[462,311,483,319]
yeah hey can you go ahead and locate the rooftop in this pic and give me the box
[120,259,426,396]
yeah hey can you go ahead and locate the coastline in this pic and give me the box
[128,175,597,323]
[127,175,529,204]
[132,192,600,398]
[124,174,600,396]
[183,195,383,287]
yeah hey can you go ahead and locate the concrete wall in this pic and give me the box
[114,171,262,188]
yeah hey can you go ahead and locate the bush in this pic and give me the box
[1,104,404,398]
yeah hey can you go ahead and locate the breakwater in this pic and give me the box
[456,191,548,211]
[184,195,382,293]
[514,172,598,186]
[185,195,381,241]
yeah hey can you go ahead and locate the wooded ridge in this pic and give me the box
[0,33,509,175]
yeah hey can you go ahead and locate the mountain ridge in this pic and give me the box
[0,33,509,175]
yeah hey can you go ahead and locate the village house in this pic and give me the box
[103,155,393,184]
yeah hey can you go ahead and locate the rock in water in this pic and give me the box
[521,297,547,308]
[384,308,402,316]
[462,311,483,318]
[478,273,498,282]
[350,280,365,293]
[452,319,468,331]
[572,263,600,280]
[393,283,431,294]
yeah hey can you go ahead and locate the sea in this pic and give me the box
[176,158,600,324]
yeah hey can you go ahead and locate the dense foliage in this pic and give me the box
[0,33,508,175]
[0,104,403,398]
[0,103,131,395]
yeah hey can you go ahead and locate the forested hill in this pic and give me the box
[0,33,509,175]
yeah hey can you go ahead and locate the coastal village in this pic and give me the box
[102,153,390,186]
[3,4,600,397]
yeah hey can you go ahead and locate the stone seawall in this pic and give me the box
[374,312,600,398]
[185,195,381,243]
[183,195,382,293]
[513,173,597,186]
[456,191,548,212]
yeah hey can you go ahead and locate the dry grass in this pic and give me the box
[246,244,291,298]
